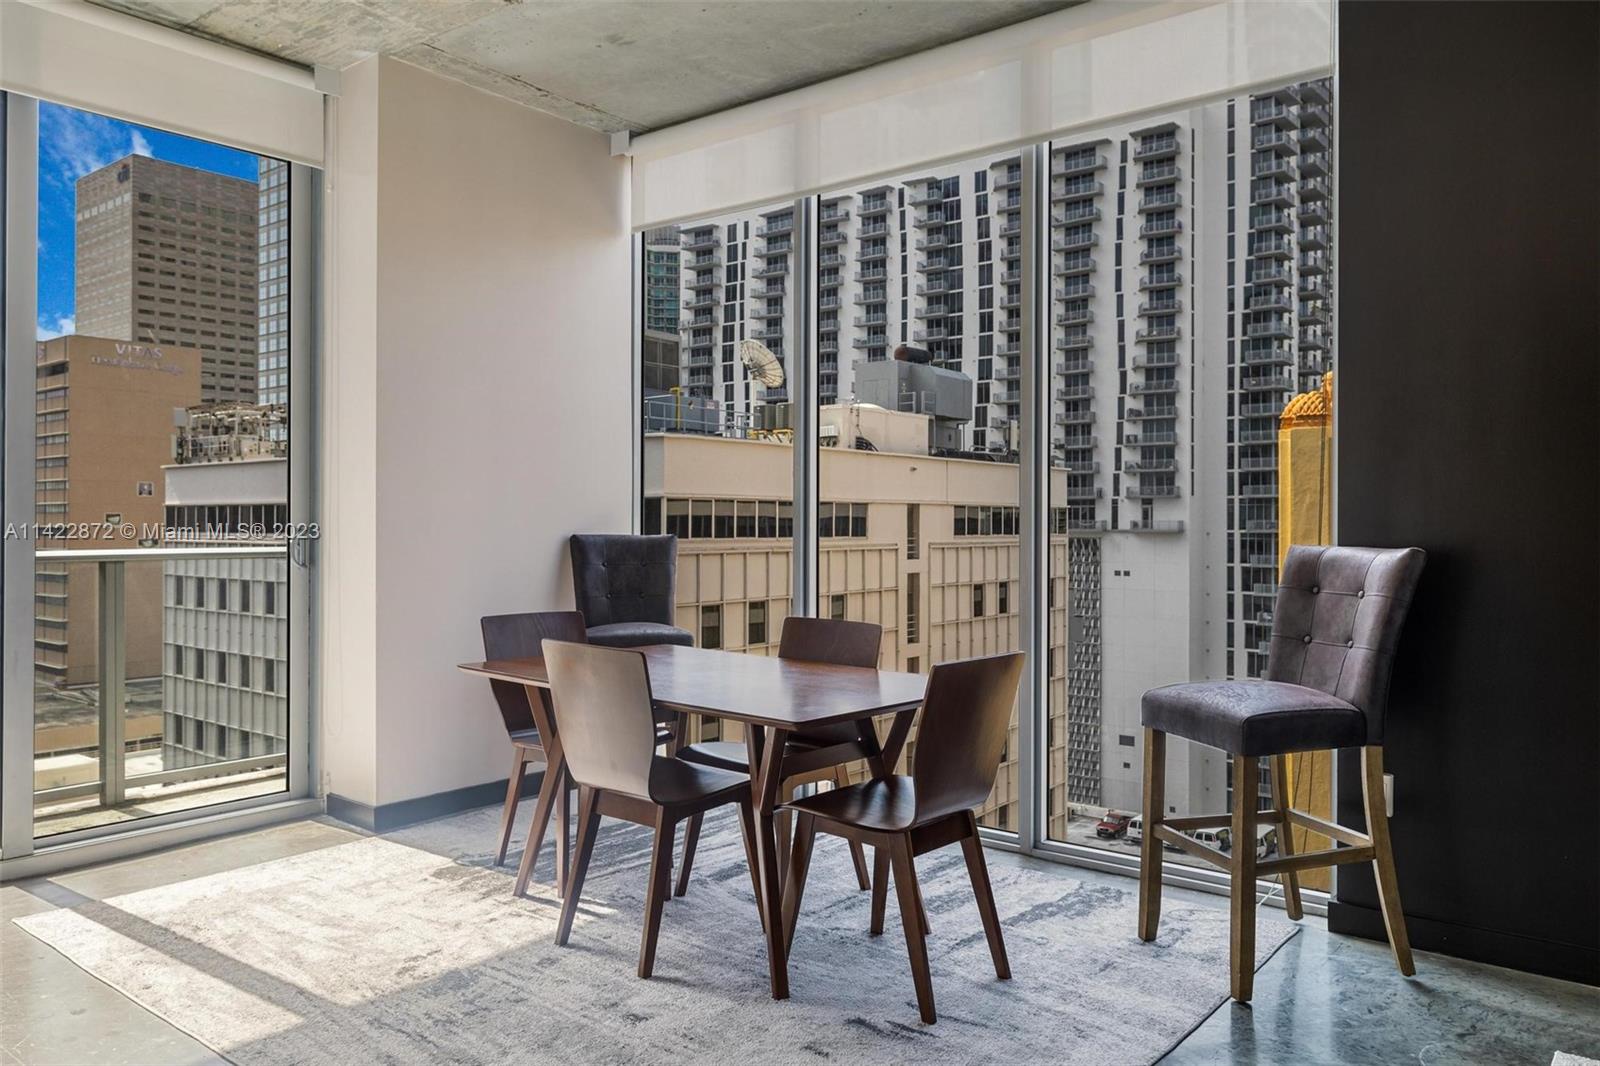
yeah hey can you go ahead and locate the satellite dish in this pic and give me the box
[739,338,786,390]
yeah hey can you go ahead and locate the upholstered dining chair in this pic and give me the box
[568,533,694,648]
[779,651,1025,1025]
[1137,544,1426,1002]
[478,611,678,891]
[542,640,762,980]
[674,616,883,897]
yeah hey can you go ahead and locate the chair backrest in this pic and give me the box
[911,652,1025,824]
[479,611,587,736]
[569,533,677,629]
[779,616,884,746]
[1266,545,1426,743]
[542,640,659,798]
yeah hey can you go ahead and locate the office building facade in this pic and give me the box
[74,154,259,403]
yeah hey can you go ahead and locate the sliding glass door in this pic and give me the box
[1,93,314,855]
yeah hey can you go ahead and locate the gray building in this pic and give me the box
[74,154,259,403]
[161,407,288,769]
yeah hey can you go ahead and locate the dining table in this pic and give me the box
[457,642,929,1000]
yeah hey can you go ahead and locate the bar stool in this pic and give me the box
[1137,544,1426,1002]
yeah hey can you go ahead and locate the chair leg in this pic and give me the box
[513,759,561,898]
[1138,728,1167,942]
[735,795,764,927]
[960,813,1010,980]
[775,807,792,892]
[495,748,527,867]
[835,765,872,891]
[1230,755,1259,1003]
[780,812,816,955]
[675,812,702,898]
[889,836,937,1024]
[554,770,572,897]
[869,844,891,936]
[639,810,676,979]
[555,785,601,947]
[1269,754,1303,920]
[1362,745,1415,977]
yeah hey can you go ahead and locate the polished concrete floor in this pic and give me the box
[3,815,1596,1066]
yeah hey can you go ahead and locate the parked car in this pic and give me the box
[1126,815,1143,846]
[1095,811,1133,839]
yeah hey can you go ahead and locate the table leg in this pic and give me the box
[553,762,570,898]
[877,708,917,774]
[747,725,790,1000]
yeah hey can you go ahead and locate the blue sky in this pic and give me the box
[36,102,259,340]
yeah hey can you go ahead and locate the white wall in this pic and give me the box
[321,56,632,808]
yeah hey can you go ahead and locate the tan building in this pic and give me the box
[35,335,202,687]
[74,154,259,403]
[643,409,1076,836]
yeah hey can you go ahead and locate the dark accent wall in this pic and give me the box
[1333,1,1599,985]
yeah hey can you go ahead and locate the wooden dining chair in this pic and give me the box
[479,611,589,869]
[543,639,763,979]
[674,616,882,897]
[480,612,680,898]
[779,651,1024,1024]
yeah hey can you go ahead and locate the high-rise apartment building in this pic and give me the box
[74,154,259,403]
[33,336,202,686]
[256,157,290,406]
[642,226,683,402]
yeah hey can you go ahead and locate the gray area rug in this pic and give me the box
[15,805,1296,1064]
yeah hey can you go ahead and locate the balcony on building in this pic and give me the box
[686,253,722,269]
[1136,190,1182,214]
[1052,148,1108,176]
[1135,324,1181,343]
[1300,101,1331,127]
[1138,245,1181,265]
[1055,408,1095,426]
[680,230,719,251]
[1124,458,1178,475]
[1245,320,1293,340]
[749,324,786,341]
[755,217,794,237]
[1056,253,1097,277]
[1299,252,1329,275]
[997,218,1024,238]
[991,386,1022,405]
[1138,271,1183,290]
[1123,428,1179,447]
[1300,151,1330,177]
[818,229,848,247]
[1058,355,1094,375]
[1056,281,1095,301]
[858,197,892,217]
[1300,175,1331,201]
[1251,180,1294,206]
[856,246,889,263]
[1250,207,1294,232]
[1240,372,1296,393]
[1245,290,1292,313]
[1252,127,1296,154]
[1051,178,1104,202]
[1125,405,1178,421]
[685,349,716,368]
[1247,262,1292,285]
[851,335,887,349]
[1052,203,1102,227]
[1132,134,1181,161]
[1134,162,1181,187]
[1250,98,1297,128]
[818,202,851,224]
[1124,483,1179,499]
[992,166,1023,190]
[1056,306,1094,327]
[906,183,944,206]
[1056,332,1093,352]
[685,273,719,290]
[751,304,786,320]
[1242,345,1294,367]
[1056,384,1095,402]
[1131,350,1177,370]
[1138,218,1182,238]
[683,292,718,310]
[1130,377,1179,396]
[752,260,789,278]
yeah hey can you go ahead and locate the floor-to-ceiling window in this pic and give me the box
[4,96,311,846]
[1041,80,1337,889]
[637,202,798,749]
[809,152,1030,834]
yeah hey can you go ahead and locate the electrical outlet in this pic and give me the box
[1383,772,1394,818]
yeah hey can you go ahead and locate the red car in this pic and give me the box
[1095,811,1133,839]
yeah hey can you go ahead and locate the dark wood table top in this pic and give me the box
[459,643,927,730]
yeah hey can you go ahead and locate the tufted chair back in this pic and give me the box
[569,534,678,630]
[1266,545,1426,743]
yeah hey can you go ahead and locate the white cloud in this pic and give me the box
[37,315,75,341]
[39,103,154,187]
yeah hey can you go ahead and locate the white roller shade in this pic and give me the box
[630,0,1332,228]
[1,0,324,166]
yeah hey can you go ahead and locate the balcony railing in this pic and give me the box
[31,546,291,815]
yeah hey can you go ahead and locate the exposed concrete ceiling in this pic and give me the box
[88,1,1079,134]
